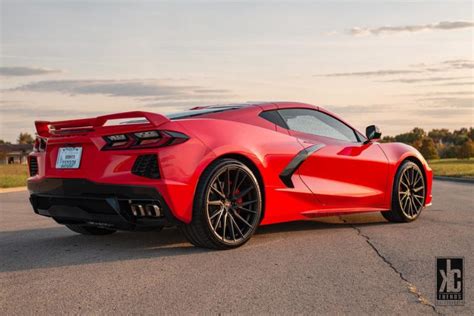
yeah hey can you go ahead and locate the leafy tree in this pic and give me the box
[394,127,425,148]
[428,129,451,144]
[0,139,11,144]
[468,127,474,141]
[419,137,439,160]
[457,139,473,159]
[380,136,395,143]
[385,127,472,159]
[17,132,34,144]
[439,145,458,159]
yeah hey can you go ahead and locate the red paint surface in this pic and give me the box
[28,102,433,225]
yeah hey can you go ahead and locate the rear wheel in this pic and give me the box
[180,159,263,249]
[65,224,117,235]
[382,161,425,222]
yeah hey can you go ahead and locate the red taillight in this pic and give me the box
[33,137,47,152]
[102,130,189,150]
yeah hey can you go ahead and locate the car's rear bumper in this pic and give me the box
[28,178,182,230]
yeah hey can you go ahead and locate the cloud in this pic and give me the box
[11,79,233,99]
[416,97,474,109]
[0,66,61,76]
[193,88,231,94]
[0,103,105,118]
[320,70,422,77]
[442,59,474,69]
[318,58,473,78]
[432,81,474,87]
[382,76,471,83]
[413,97,474,118]
[349,21,474,36]
[405,91,474,97]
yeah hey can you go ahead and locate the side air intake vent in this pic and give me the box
[132,154,160,179]
[29,156,39,176]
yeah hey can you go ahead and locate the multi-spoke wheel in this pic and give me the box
[381,161,425,222]
[180,158,263,249]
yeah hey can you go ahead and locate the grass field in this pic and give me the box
[429,158,474,178]
[0,158,473,188]
[0,164,29,188]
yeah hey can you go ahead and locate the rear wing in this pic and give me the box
[35,111,170,137]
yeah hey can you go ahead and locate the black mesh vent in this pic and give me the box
[29,156,38,176]
[132,154,160,179]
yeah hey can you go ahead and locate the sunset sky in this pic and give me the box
[1,0,473,142]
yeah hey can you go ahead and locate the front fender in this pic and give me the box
[378,142,433,207]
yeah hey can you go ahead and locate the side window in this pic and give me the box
[259,110,288,129]
[278,109,359,142]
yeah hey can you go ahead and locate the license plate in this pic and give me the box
[56,147,82,169]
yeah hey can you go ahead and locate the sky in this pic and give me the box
[0,0,473,142]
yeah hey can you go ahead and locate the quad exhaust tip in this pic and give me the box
[130,202,162,218]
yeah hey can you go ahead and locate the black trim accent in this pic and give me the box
[29,156,38,176]
[279,144,325,188]
[132,154,160,179]
[27,178,181,230]
[259,110,289,129]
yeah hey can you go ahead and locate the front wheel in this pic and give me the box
[180,159,263,250]
[381,160,426,222]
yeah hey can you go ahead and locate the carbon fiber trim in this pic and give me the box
[279,144,325,188]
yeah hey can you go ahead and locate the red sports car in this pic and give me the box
[27,102,432,249]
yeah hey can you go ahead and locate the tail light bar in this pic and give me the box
[102,130,189,150]
[33,137,47,152]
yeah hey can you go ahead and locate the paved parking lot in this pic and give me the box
[1,180,472,314]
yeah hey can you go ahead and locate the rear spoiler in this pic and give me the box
[35,111,170,137]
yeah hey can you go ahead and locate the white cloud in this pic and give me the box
[0,66,61,76]
[320,70,422,77]
[382,76,471,83]
[349,21,474,36]
[12,79,233,99]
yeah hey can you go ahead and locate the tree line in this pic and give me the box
[381,127,474,160]
[0,133,35,145]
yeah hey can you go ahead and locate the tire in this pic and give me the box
[65,224,117,235]
[180,158,263,250]
[382,160,426,223]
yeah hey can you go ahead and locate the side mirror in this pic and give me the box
[365,125,382,142]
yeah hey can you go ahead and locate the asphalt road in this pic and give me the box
[1,180,472,315]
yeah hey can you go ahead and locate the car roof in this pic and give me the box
[166,102,317,120]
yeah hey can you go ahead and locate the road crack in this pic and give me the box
[340,217,440,314]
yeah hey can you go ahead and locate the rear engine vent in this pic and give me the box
[29,157,39,176]
[132,154,160,179]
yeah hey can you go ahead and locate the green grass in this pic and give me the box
[0,164,29,188]
[429,158,474,178]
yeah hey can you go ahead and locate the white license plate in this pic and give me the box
[56,147,82,169]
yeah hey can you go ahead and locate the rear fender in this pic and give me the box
[178,119,316,224]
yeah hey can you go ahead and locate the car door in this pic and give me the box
[278,108,389,211]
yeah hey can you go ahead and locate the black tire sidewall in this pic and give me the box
[194,159,263,248]
[391,161,424,222]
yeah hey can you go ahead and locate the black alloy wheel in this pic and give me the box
[180,159,262,249]
[382,160,425,222]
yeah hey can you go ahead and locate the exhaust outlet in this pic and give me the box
[146,204,161,217]
[129,201,162,218]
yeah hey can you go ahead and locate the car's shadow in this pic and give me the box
[1,213,387,273]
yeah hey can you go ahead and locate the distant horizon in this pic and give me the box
[1,0,473,142]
